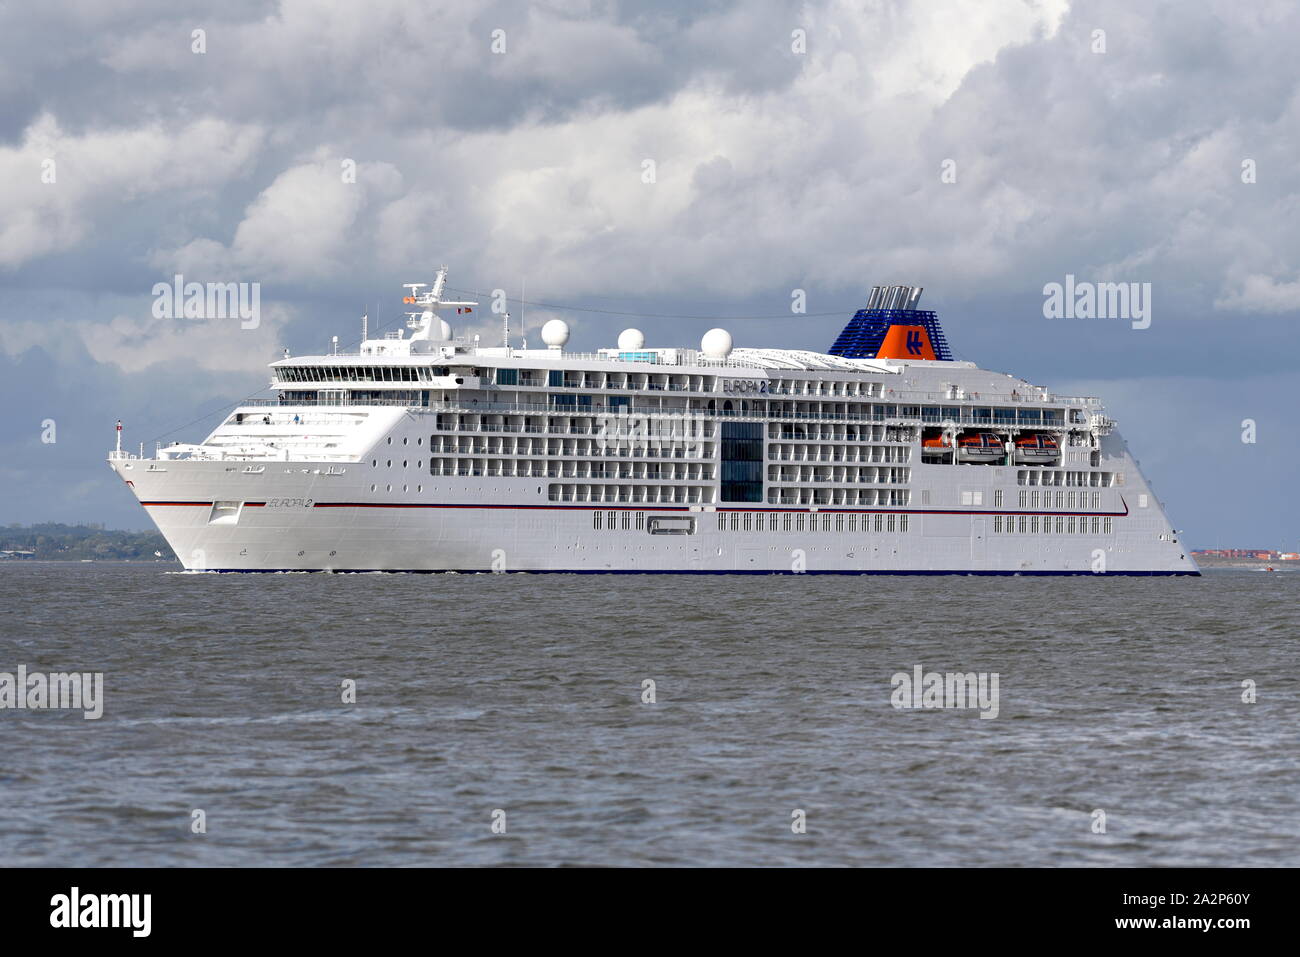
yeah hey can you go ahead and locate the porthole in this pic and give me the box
[386,484,392,492]
[370,484,376,492]
[403,460,408,468]
[387,437,392,445]
[372,459,377,467]
[387,460,392,467]
[403,437,408,446]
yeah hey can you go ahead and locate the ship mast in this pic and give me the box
[404,266,477,341]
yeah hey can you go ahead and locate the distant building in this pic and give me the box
[1192,548,1280,559]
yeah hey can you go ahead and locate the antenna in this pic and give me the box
[430,266,448,302]
[362,308,368,343]
[503,311,510,349]
[404,266,476,340]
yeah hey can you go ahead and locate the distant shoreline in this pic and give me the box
[1192,556,1298,569]
[0,559,180,565]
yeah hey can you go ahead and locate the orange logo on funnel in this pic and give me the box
[875,325,936,360]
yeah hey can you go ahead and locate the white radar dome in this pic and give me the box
[541,318,570,348]
[618,328,645,351]
[701,327,733,359]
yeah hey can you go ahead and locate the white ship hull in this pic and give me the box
[110,422,1196,576]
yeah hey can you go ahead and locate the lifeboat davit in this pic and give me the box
[956,432,1005,463]
[1013,433,1060,464]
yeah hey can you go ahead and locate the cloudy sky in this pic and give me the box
[1,0,1297,547]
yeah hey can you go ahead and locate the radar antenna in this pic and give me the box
[399,266,478,340]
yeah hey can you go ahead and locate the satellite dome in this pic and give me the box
[701,327,733,359]
[618,328,645,351]
[418,310,453,340]
[541,319,570,348]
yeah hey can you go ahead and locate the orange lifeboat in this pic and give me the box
[921,433,956,461]
[1013,433,1060,464]
[956,432,1005,463]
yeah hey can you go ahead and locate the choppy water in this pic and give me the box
[1,563,1297,867]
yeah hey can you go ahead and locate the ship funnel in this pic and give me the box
[827,283,950,361]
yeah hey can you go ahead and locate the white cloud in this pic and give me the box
[0,114,264,268]
[152,157,403,280]
[1214,273,1300,314]
[1,305,293,375]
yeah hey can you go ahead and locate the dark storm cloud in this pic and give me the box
[0,0,804,139]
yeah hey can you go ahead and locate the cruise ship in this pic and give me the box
[108,268,1197,574]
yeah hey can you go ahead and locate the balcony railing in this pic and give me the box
[243,396,1095,425]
